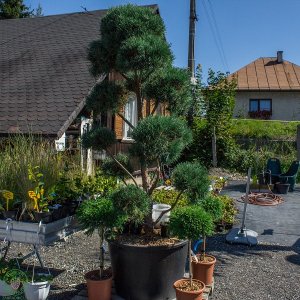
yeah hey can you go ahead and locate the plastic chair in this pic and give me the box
[266,158,282,184]
[279,161,300,191]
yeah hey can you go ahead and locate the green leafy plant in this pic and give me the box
[213,195,238,226]
[152,189,189,208]
[77,197,125,278]
[169,206,214,287]
[27,165,50,212]
[110,185,150,227]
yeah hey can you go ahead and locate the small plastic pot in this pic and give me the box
[23,281,50,300]
[0,279,16,297]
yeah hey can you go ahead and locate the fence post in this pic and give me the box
[297,125,300,161]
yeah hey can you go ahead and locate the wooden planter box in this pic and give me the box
[0,216,79,246]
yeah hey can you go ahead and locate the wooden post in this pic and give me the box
[297,125,300,160]
[212,126,217,167]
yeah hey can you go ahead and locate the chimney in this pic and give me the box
[277,51,283,63]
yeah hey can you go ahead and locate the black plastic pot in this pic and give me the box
[2,210,19,220]
[276,183,290,194]
[109,239,188,300]
[33,211,52,223]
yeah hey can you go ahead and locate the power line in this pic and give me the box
[207,0,230,72]
[201,0,230,72]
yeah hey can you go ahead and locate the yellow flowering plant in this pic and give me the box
[27,166,50,212]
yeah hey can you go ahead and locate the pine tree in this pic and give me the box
[0,0,33,19]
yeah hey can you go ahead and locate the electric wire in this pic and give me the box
[207,0,230,72]
[201,0,229,72]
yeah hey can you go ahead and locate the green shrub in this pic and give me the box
[213,195,237,225]
[200,195,223,223]
[152,189,189,207]
[110,185,150,225]
[172,162,210,203]
[169,206,213,240]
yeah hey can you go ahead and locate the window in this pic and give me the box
[123,94,137,139]
[249,99,272,112]
[249,99,272,119]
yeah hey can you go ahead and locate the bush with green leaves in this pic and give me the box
[77,197,125,278]
[214,195,237,225]
[172,162,210,203]
[110,185,150,226]
[169,206,213,241]
[152,189,189,208]
[199,195,223,223]
[169,205,214,284]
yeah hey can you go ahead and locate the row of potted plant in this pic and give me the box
[0,166,117,224]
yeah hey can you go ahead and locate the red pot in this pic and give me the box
[173,278,205,300]
[192,254,216,285]
[85,270,112,300]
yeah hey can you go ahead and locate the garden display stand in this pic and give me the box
[226,168,258,246]
[0,216,79,267]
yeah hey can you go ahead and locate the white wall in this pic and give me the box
[234,91,300,121]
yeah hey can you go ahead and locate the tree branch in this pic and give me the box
[117,112,135,129]
[106,149,138,187]
[148,165,160,196]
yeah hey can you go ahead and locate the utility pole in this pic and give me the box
[188,0,197,78]
[187,0,198,126]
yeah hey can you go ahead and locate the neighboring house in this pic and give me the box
[0,6,159,161]
[231,51,300,121]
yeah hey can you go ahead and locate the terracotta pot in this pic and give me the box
[173,279,205,300]
[85,270,112,300]
[192,254,216,285]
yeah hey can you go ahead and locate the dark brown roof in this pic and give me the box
[229,57,300,91]
[0,10,106,137]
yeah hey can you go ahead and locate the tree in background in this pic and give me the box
[0,0,33,19]
[183,68,237,167]
[34,3,43,17]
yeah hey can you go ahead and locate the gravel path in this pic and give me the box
[4,231,299,300]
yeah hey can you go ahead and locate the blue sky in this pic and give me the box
[25,0,300,81]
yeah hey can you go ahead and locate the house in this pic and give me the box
[0,6,159,159]
[231,51,300,120]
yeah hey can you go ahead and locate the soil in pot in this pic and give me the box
[173,278,205,300]
[192,254,216,285]
[85,269,112,300]
[33,211,52,224]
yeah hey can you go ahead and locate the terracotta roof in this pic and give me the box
[229,57,300,91]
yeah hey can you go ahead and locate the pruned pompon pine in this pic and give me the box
[81,4,201,231]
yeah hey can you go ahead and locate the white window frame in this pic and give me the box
[123,94,137,140]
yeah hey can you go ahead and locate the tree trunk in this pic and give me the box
[212,126,217,167]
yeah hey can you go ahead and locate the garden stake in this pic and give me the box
[226,168,258,246]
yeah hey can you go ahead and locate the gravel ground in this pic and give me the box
[4,231,300,300]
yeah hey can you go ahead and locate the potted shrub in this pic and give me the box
[81,4,212,299]
[192,195,223,285]
[27,166,53,223]
[170,206,214,300]
[76,197,125,300]
[23,272,52,300]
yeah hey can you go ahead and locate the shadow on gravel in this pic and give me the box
[285,238,300,266]
[49,283,84,300]
[207,234,299,261]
